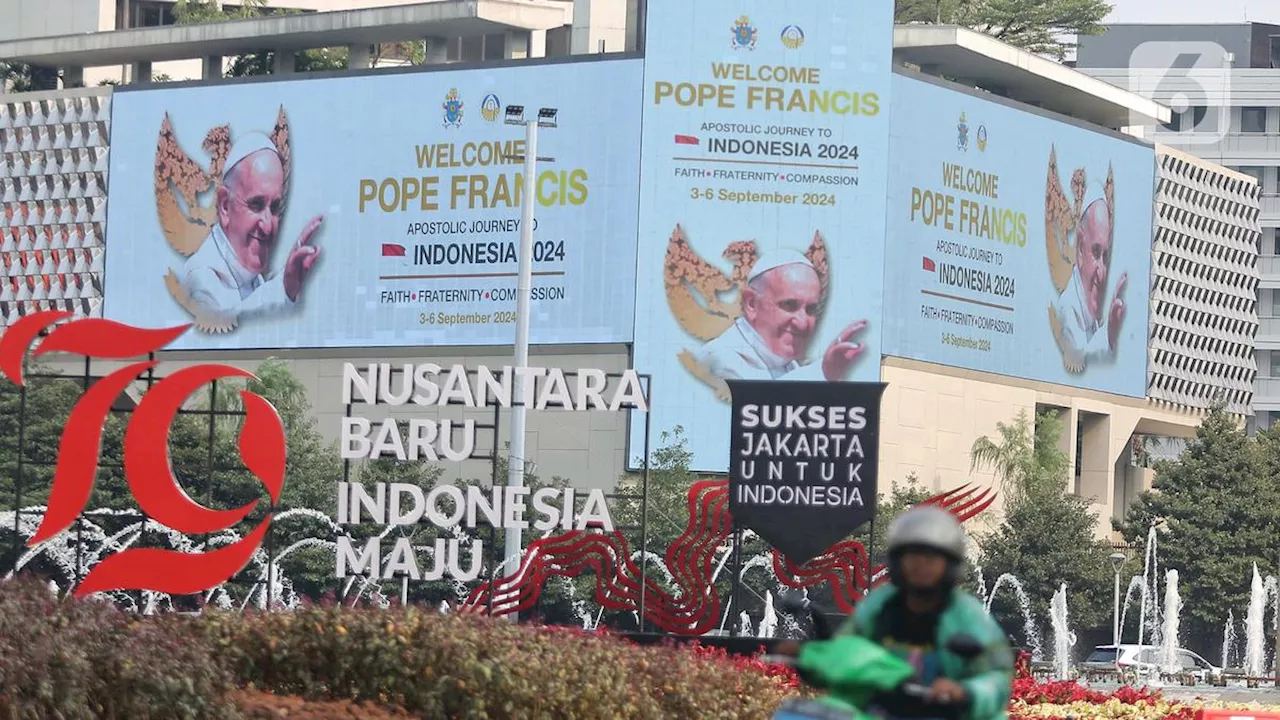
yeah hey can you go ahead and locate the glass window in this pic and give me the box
[483,33,507,60]
[1271,36,1280,69]
[461,36,483,63]
[1238,166,1264,183]
[1086,649,1117,663]
[1189,107,1216,133]
[1241,107,1268,133]
[1177,652,1199,670]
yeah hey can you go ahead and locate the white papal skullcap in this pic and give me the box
[222,132,279,181]
[747,248,814,283]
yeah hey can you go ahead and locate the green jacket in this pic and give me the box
[836,584,1014,720]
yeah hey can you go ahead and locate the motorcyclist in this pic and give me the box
[779,505,1013,719]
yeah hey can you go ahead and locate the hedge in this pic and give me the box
[4,578,1278,720]
[0,578,792,719]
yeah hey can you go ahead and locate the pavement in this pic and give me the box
[1085,681,1280,705]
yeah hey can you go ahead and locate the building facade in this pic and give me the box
[1078,23,1276,431]
[0,20,1261,543]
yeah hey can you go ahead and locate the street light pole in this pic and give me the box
[501,106,555,623]
[1110,551,1127,670]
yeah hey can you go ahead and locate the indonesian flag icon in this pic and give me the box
[922,256,936,272]
[674,134,700,145]
[382,243,406,257]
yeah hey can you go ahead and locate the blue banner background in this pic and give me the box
[104,59,644,350]
[882,75,1155,397]
[630,0,894,472]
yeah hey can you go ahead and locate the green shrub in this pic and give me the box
[0,577,795,719]
[0,577,236,719]
[203,606,794,719]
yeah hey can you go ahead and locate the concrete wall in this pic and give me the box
[570,0,626,55]
[1076,24,1252,69]
[878,357,1203,540]
[0,0,111,41]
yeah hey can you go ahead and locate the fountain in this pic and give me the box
[1243,563,1279,677]
[1158,569,1182,673]
[1222,610,1237,669]
[1048,583,1074,679]
[1138,524,1162,650]
[1119,575,1145,644]
[756,591,778,639]
[984,573,1045,660]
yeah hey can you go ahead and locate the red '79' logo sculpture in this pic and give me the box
[0,310,286,597]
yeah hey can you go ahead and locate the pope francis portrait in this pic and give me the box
[1050,197,1127,369]
[692,249,868,382]
[179,133,323,324]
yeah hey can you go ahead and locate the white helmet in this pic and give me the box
[886,505,966,561]
[886,505,966,588]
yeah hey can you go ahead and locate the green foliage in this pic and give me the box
[1118,404,1280,652]
[1,62,60,92]
[865,473,933,566]
[894,0,1113,60]
[172,0,268,22]
[172,0,348,77]
[0,577,236,718]
[203,604,793,719]
[971,410,1114,633]
[0,576,795,719]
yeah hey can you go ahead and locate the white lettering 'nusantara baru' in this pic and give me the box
[341,363,648,412]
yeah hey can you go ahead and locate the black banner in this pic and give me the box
[727,379,886,565]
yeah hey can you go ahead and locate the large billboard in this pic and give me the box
[882,76,1155,397]
[103,60,643,350]
[630,1,895,472]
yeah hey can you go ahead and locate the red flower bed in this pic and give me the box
[688,644,803,691]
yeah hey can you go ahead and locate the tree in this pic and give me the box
[1,62,60,92]
[1118,405,1280,654]
[895,0,1113,61]
[971,410,1114,636]
[172,0,348,77]
[865,473,932,567]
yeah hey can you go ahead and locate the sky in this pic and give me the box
[1105,0,1278,24]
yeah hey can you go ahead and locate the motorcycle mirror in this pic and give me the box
[946,634,985,660]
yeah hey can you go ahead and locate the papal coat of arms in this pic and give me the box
[153,106,292,332]
[731,16,758,50]
[780,25,805,50]
[664,224,829,401]
[480,93,501,122]
[1044,145,1115,374]
[443,89,464,128]
[957,112,969,152]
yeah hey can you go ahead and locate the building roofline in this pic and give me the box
[894,25,1171,127]
[894,66,1154,148]
[109,50,641,93]
[0,0,571,68]
[1156,143,1260,184]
